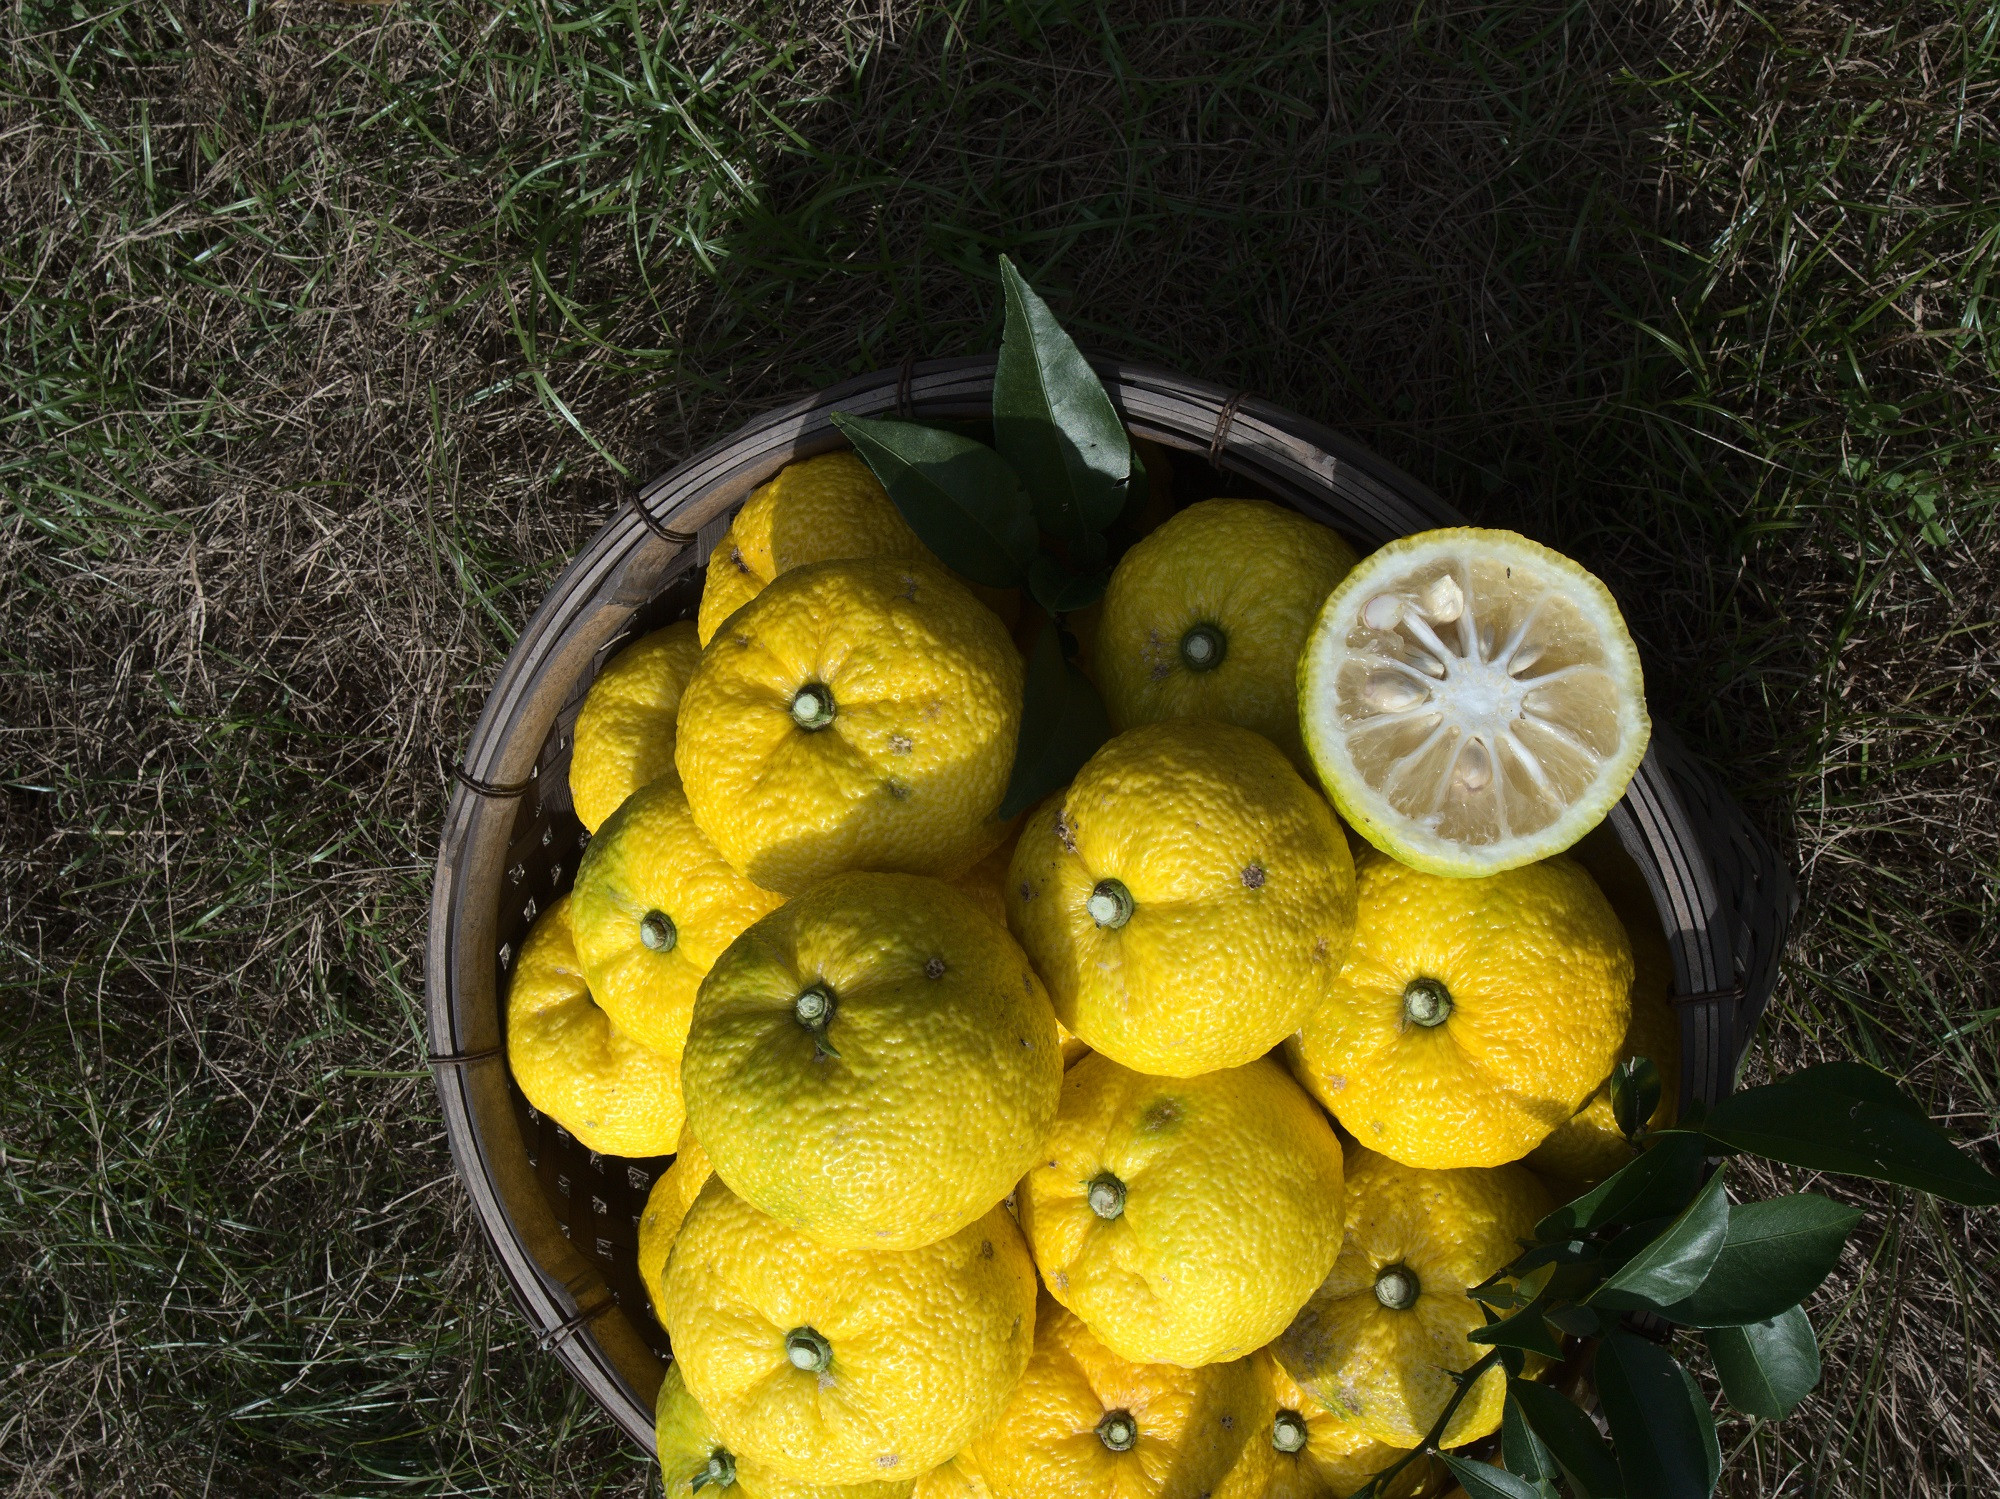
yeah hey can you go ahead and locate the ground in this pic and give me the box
[2,0,1996,1494]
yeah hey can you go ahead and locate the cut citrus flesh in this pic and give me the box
[1299,528,1650,876]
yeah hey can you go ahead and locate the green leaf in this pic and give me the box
[1026,553,1108,614]
[1594,1170,1730,1311]
[831,412,1038,587]
[1508,1379,1622,1498]
[1468,1301,1566,1359]
[1612,1056,1663,1140]
[1706,1306,1821,1419]
[1658,1194,1862,1327]
[999,618,1111,820]
[1696,1062,2000,1205]
[1502,1391,1557,1485]
[1440,1454,1555,1499]
[1538,1133,1706,1238]
[1596,1329,1720,1499]
[993,255,1132,549]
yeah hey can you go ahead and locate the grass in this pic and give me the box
[2,0,1996,1492]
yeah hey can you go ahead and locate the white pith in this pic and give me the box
[1301,530,1649,875]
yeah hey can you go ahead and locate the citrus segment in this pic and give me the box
[1299,527,1650,876]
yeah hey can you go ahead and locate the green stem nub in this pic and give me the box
[1179,624,1227,673]
[690,1449,737,1491]
[1096,1409,1138,1452]
[639,909,678,953]
[794,984,834,1027]
[790,683,836,731]
[1402,977,1453,1028]
[1086,879,1134,930]
[785,1327,832,1374]
[1272,1410,1309,1454]
[1374,1264,1421,1311]
[1087,1173,1127,1221]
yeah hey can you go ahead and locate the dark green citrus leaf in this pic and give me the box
[993,255,1131,548]
[1612,1056,1663,1140]
[1596,1329,1719,1499]
[1468,1301,1566,1359]
[1440,1454,1555,1499]
[1659,1194,1862,1327]
[1698,1063,2000,1206]
[999,617,1111,820]
[1705,1306,1820,1419]
[1538,1132,1706,1238]
[831,412,1037,587]
[1594,1170,1730,1310]
[1026,553,1108,614]
[1508,1379,1622,1498]
[1502,1390,1557,1484]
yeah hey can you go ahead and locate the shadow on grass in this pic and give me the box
[3,0,1996,1495]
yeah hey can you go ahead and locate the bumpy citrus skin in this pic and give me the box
[636,1122,712,1324]
[1095,499,1359,769]
[1214,1353,1436,1499]
[1019,1053,1347,1368]
[655,1362,915,1499]
[569,777,782,1064]
[569,623,701,833]
[1288,848,1631,1169]
[663,1179,1037,1485]
[969,1298,1263,1499]
[698,452,932,645]
[1006,719,1356,1077]
[950,824,1090,1068]
[1273,1144,1551,1449]
[677,557,1024,895]
[1528,843,1681,1186]
[504,896,680,1156]
[684,873,1062,1251]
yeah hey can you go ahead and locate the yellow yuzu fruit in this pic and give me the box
[636,1121,712,1324]
[697,452,930,645]
[968,1297,1263,1499]
[1287,848,1631,1168]
[677,557,1024,895]
[910,1451,992,1499]
[1095,498,1358,768]
[1006,719,1356,1077]
[569,777,782,1066]
[655,1362,915,1499]
[569,622,701,833]
[1273,1144,1551,1448]
[683,872,1061,1251]
[503,896,680,1156]
[950,820,1090,1068]
[663,1179,1036,1485]
[1019,1052,1347,1368]
[1297,527,1650,877]
[1528,842,1680,1186]
[1214,1353,1435,1499]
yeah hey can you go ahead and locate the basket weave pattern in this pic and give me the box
[426,357,1793,1448]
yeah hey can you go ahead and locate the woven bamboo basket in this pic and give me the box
[425,355,1795,1450]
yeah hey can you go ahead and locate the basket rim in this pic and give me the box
[426,353,1784,1451]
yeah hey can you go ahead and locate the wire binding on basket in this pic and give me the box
[896,352,918,417]
[1209,391,1250,467]
[428,1044,504,1069]
[629,492,698,546]
[454,764,536,799]
[536,1295,617,1352]
[1671,986,1745,1008]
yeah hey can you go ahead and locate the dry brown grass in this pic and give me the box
[2,0,1995,1493]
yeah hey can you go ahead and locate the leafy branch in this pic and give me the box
[831,255,1144,818]
[1347,1061,2000,1499]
